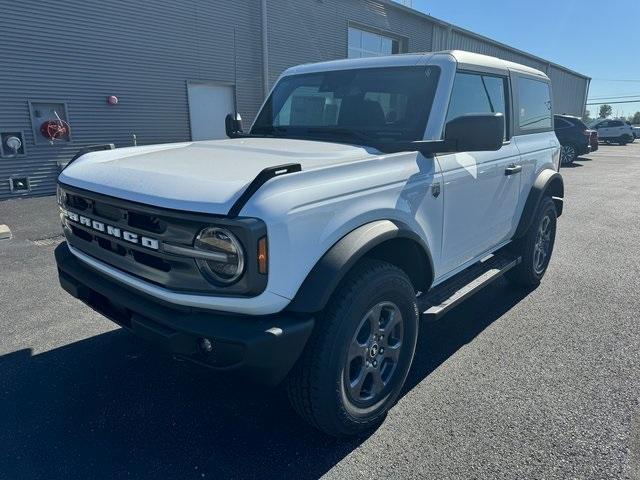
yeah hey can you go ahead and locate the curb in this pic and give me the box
[0,224,12,240]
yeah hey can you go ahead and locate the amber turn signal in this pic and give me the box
[258,237,268,274]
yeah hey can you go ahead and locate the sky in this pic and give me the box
[410,0,640,120]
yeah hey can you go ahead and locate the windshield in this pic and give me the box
[251,66,441,145]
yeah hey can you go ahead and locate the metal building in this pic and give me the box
[0,0,590,199]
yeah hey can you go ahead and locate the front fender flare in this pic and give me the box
[286,220,434,314]
[515,169,564,239]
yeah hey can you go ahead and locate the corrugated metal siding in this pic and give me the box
[0,0,263,199]
[431,24,589,116]
[449,30,548,71]
[0,0,588,199]
[547,66,588,116]
[266,0,433,87]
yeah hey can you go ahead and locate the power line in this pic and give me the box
[586,99,640,105]
[592,78,640,83]
[588,93,640,100]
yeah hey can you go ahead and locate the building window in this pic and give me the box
[348,27,402,59]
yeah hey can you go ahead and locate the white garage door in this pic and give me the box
[187,82,235,141]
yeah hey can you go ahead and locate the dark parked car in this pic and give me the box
[554,114,591,165]
[589,130,599,152]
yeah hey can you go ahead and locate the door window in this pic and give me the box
[445,73,508,139]
[517,78,552,132]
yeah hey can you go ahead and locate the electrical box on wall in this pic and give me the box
[0,131,26,157]
[28,101,71,145]
[9,176,31,193]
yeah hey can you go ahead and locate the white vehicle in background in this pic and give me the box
[590,119,635,145]
[632,126,640,139]
[55,51,563,436]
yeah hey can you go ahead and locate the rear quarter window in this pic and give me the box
[517,77,552,133]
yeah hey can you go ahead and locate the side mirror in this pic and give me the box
[225,113,243,138]
[376,113,504,155]
[444,113,504,152]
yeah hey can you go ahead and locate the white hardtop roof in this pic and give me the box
[284,50,548,80]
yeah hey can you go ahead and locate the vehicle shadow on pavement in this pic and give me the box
[0,279,531,480]
[405,277,531,393]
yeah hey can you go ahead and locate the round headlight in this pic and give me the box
[194,227,245,284]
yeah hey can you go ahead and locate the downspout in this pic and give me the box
[261,0,269,98]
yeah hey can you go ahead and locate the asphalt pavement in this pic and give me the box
[1,143,639,480]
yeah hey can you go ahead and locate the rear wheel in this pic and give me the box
[287,259,419,437]
[618,136,628,146]
[560,144,577,165]
[507,197,557,288]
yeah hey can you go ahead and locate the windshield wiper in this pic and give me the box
[250,125,290,136]
[299,127,402,150]
[250,126,407,152]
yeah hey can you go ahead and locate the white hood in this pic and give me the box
[59,138,376,214]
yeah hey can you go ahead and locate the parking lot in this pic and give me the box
[1,143,639,479]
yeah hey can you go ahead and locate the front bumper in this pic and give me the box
[55,242,314,386]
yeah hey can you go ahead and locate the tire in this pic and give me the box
[560,144,577,165]
[286,258,419,437]
[618,136,628,146]
[507,196,557,288]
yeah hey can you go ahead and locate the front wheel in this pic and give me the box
[507,197,557,288]
[286,259,419,437]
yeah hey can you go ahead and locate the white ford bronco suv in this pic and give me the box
[55,51,563,436]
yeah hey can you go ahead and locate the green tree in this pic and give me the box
[599,104,612,118]
[631,111,640,125]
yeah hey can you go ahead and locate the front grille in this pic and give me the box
[60,186,219,293]
[128,211,165,233]
[66,193,90,211]
[59,183,269,297]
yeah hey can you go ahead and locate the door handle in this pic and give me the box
[505,164,522,176]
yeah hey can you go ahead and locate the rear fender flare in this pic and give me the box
[515,169,564,239]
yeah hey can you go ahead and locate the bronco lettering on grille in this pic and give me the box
[62,209,160,251]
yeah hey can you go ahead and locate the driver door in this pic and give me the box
[437,72,521,275]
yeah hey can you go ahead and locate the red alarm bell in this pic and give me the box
[40,119,69,141]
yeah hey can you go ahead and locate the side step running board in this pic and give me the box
[417,252,521,321]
